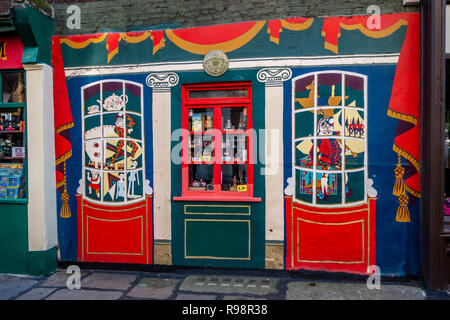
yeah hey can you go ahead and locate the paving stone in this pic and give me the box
[285,281,427,300]
[46,289,123,300]
[175,294,217,300]
[80,272,137,291]
[127,277,180,299]
[180,275,278,296]
[222,295,267,300]
[39,270,88,288]
[16,287,57,300]
[0,275,39,300]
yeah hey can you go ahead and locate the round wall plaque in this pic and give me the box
[203,50,229,77]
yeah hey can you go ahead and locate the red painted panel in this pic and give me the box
[297,218,364,263]
[0,36,23,69]
[285,197,376,275]
[87,216,143,255]
[77,195,153,264]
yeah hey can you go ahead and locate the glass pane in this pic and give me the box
[294,75,315,110]
[0,108,25,161]
[85,140,102,169]
[2,72,25,103]
[125,83,141,114]
[345,140,365,170]
[84,115,101,140]
[315,138,343,170]
[127,170,143,200]
[189,164,214,191]
[103,112,124,138]
[125,113,141,140]
[84,84,101,115]
[103,171,126,202]
[317,108,342,137]
[294,111,314,139]
[126,140,143,169]
[317,73,343,107]
[189,108,213,132]
[102,82,125,112]
[222,133,247,163]
[316,172,342,205]
[104,139,125,170]
[222,107,247,131]
[344,171,365,204]
[221,164,247,192]
[0,163,25,199]
[344,74,365,108]
[189,89,247,99]
[294,139,313,168]
[295,168,313,203]
[189,134,214,163]
[85,169,102,201]
[344,109,365,138]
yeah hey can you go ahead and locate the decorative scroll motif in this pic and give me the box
[257,68,292,86]
[145,73,179,91]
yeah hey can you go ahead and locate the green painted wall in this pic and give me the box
[0,203,56,275]
[170,69,266,269]
[12,4,54,66]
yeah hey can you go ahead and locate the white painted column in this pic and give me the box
[146,73,179,241]
[24,63,57,252]
[257,68,292,241]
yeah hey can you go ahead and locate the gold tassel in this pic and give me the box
[393,154,411,222]
[393,155,405,196]
[60,161,71,218]
[396,193,410,222]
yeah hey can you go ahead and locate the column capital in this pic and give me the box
[146,72,179,92]
[257,68,292,87]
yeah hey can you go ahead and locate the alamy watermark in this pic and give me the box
[366,265,381,290]
[66,5,81,30]
[66,265,81,290]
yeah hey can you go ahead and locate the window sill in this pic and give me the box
[173,195,262,202]
[0,198,28,204]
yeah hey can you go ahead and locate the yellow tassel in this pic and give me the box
[395,193,410,222]
[60,161,71,218]
[60,191,71,218]
[393,155,405,197]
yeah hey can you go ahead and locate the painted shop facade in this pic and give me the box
[52,13,422,275]
[2,1,449,291]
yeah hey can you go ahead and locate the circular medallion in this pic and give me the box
[203,50,229,77]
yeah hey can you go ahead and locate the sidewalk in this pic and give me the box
[0,267,448,300]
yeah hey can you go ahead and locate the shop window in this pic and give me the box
[180,82,254,199]
[82,80,145,204]
[293,72,367,206]
[0,70,26,200]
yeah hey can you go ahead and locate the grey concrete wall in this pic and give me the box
[48,0,420,35]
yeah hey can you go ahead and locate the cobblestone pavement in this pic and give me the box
[0,267,448,300]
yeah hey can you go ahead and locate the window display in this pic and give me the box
[0,71,26,200]
[293,72,367,206]
[181,82,253,198]
[82,80,145,204]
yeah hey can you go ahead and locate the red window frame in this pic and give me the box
[174,82,260,202]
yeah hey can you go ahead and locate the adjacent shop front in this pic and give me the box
[0,3,57,275]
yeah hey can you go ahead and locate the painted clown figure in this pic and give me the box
[310,117,343,170]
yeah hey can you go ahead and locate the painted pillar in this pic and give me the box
[23,63,58,255]
[257,68,292,269]
[146,72,179,265]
